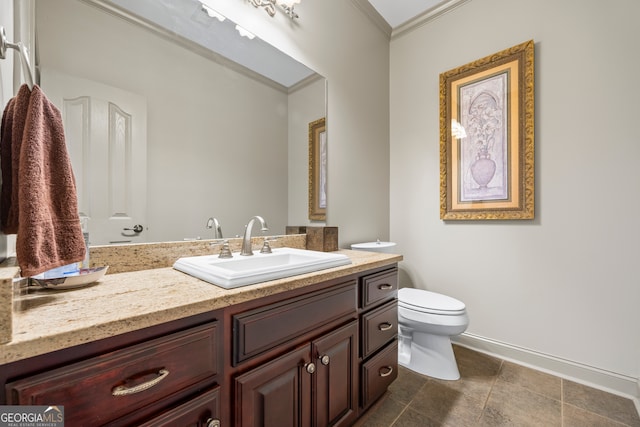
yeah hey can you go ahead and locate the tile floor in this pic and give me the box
[356,345,640,427]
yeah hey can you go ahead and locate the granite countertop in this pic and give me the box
[1,249,401,365]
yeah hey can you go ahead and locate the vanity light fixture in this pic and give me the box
[235,25,256,40]
[248,0,301,19]
[201,3,226,22]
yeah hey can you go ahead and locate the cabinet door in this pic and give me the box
[313,321,358,427]
[234,345,312,427]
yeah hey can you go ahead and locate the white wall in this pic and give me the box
[35,0,390,246]
[288,78,327,227]
[207,0,391,246]
[36,0,290,240]
[390,0,640,397]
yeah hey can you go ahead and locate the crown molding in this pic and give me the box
[77,0,289,93]
[391,0,471,40]
[351,0,392,39]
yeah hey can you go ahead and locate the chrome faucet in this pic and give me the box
[206,217,223,239]
[240,216,269,256]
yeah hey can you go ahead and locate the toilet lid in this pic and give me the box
[398,288,466,314]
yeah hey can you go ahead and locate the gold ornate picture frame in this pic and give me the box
[440,40,535,220]
[309,117,326,221]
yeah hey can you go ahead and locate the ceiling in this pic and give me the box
[94,0,458,89]
[367,0,449,29]
[102,0,317,88]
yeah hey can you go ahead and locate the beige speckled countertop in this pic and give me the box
[1,249,401,365]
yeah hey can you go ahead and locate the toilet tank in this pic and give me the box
[350,241,397,254]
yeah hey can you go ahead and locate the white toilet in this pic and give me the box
[398,288,469,380]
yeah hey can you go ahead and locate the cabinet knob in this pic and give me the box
[320,355,330,365]
[305,362,316,374]
[206,418,220,427]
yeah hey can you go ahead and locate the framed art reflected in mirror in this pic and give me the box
[309,117,327,221]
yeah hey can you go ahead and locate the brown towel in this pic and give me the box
[5,85,86,276]
[1,84,31,233]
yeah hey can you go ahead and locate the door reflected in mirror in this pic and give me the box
[35,0,327,245]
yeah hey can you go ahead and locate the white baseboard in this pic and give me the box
[453,333,639,414]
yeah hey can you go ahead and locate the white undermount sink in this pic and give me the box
[173,247,352,289]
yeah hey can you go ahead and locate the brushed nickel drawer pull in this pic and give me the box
[378,322,393,331]
[379,366,394,377]
[378,284,393,290]
[112,369,169,396]
[206,418,221,427]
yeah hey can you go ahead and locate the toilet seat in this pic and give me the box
[398,288,466,316]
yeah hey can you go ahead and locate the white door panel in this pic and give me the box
[41,68,147,245]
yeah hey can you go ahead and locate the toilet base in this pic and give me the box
[398,331,461,380]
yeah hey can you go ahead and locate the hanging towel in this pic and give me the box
[1,84,31,233]
[13,85,85,277]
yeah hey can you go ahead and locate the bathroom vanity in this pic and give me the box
[0,247,400,426]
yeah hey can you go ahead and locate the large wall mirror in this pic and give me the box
[35,0,327,245]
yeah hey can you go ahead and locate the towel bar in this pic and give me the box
[0,26,34,89]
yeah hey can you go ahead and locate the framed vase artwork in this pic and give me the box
[309,117,326,221]
[440,40,535,220]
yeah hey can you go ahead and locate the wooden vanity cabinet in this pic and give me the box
[2,262,399,426]
[226,265,399,426]
[2,312,223,427]
[234,321,358,427]
[228,279,359,427]
[358,267,399,410]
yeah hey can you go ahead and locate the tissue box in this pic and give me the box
[286,226,307,235]
[306,227,338,252]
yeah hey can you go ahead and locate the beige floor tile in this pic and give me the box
[428,345,501,403]
[563,380,640,427]
[388,366,429,404]
[355,393,406,427]
[409,379,485,426]
[454,345,503,377]
[479,378,562,426]
[361,348,640,427]
[498,361,562,401]
[392,407,441,427]
[563,403,631,427]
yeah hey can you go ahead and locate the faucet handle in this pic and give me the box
[218,240,233,258]
[259,238,273,254]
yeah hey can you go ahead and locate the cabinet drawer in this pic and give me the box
[361,341,398,408]
[6,322,219,426]
[138,385,221,427]
[361,269,398,309]
[361,299,397,358]
[234,280,357,364]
